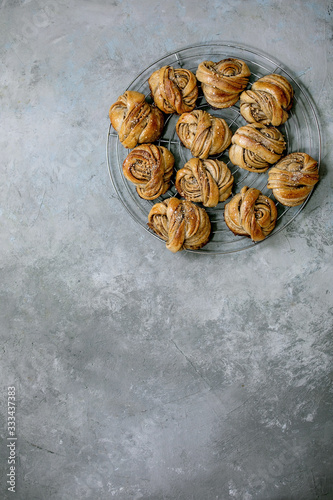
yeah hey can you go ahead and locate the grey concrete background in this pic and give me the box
[1,0,332,499]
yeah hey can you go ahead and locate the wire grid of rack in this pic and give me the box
[107,42,321,254]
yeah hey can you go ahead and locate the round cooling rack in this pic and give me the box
[106,42,321,254]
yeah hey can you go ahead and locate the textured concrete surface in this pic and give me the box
[1,0,333,499]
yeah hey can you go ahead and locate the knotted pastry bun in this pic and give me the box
[196,58,251,108]
[109,90,164,149]
[148,197,211,252]
[239,74,294,126]
[148,65,198,114]
[224,186,277,241]
[176,110,232,159]
[122,144,175,200]
[267,152,319,206]
[175,158,234,207]
[228,124,285,173]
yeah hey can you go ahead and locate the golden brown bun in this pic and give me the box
[224,186,277,241]
[148,197,211,252]
[228,124,285,173]
[109,90,164,148]
[175,157,234,207]
[240,74,294,126]
[176,110,232,159]
[122,144,175,200]
[148,65,198,114]
[196,58,251,108]
[267,152,319,206]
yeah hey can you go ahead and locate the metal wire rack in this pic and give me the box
[106,42,321,254]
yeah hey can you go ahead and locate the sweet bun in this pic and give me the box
[109,90,164,148]
[196,58,251,108]
[148,197,211,252]
[267,152,319,206]
[176,110,232,159]
[240,73,294,126]
[122,144,174,200]
[175,157,233,207]
[229,124,285,173]
[224,186,277,241]
[148,65,198,114]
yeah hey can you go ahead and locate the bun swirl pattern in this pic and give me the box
[196,58,251,108]
[175,158,234,207]
[240,74,294,126]
[122,144,175,200]
[148,65,198,114]
[176,110,232,159]
[148,197,211,252]
[109,91,164,149]
[267,152,319,206]
[229,124,285,173]
[224,186,277,241]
